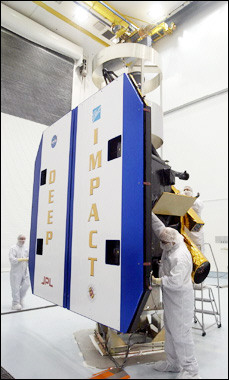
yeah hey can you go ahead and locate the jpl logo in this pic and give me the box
[92,105,101,122]
[41,276,53,287]
[51,135,57,148]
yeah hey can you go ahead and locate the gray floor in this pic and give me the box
[1,272,228,379]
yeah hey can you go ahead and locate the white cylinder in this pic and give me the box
[1,3,83,66]
[92,43,161,89]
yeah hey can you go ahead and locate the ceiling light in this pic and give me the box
[74,6,89,22]
[147,3,165,23]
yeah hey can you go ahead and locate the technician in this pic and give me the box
[9,234,30,310]
[151,212,201,379]
[181,186,205,252]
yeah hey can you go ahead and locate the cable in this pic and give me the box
[96,294,164,369]
[119,328,147,369]
[102,68,118,85]
[94,273,165,370]
[95,326,149,370]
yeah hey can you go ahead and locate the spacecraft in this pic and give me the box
[29,71,210,338]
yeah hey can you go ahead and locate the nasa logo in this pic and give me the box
[92,105,101,123]
[51,135,57,148]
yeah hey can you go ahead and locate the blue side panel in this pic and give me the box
[29,137,43,293]
[63,108,78,309]
[120,74,144,332]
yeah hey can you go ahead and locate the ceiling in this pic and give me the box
[1,1,190,56]
[106,1,186,26]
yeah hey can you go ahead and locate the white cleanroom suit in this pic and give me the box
[151,212,201,379]
[181,186,205,252]
[9,235,30,310]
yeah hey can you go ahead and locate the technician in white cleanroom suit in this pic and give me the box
[151,212,201,379]
[9,235,30,310]
[181,186,205,252]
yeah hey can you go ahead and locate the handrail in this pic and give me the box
[204,243,221,324]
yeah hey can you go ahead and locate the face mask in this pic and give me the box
[160,241,174,251]
[184,190,193,197]
[17,240,25,247]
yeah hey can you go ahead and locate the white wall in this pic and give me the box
[162,93,228,201]
[154,1,228,111]
[150,1,228,271]
[163,93,228,271]
[1,113,46,270]
[203,199,228,272]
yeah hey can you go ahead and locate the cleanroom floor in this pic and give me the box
[1,272,228,379]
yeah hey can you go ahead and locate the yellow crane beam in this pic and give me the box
[32,1,110,47]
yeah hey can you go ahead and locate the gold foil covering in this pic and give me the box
[180,217,208,282]
[184,208,204,232]
[161,186,210,283]
[171,185,180,194]
[152,192,196,216]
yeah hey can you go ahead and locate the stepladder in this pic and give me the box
[193,243,222,336]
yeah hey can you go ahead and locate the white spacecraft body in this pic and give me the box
[29,74,151,333]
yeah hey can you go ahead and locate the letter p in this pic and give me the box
[46,231,53,245]
[90,177,100,195]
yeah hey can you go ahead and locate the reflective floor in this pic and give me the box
[1,272,228,379]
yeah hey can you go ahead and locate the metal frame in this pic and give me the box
[193,242,222,336]
[92,43,162,93]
